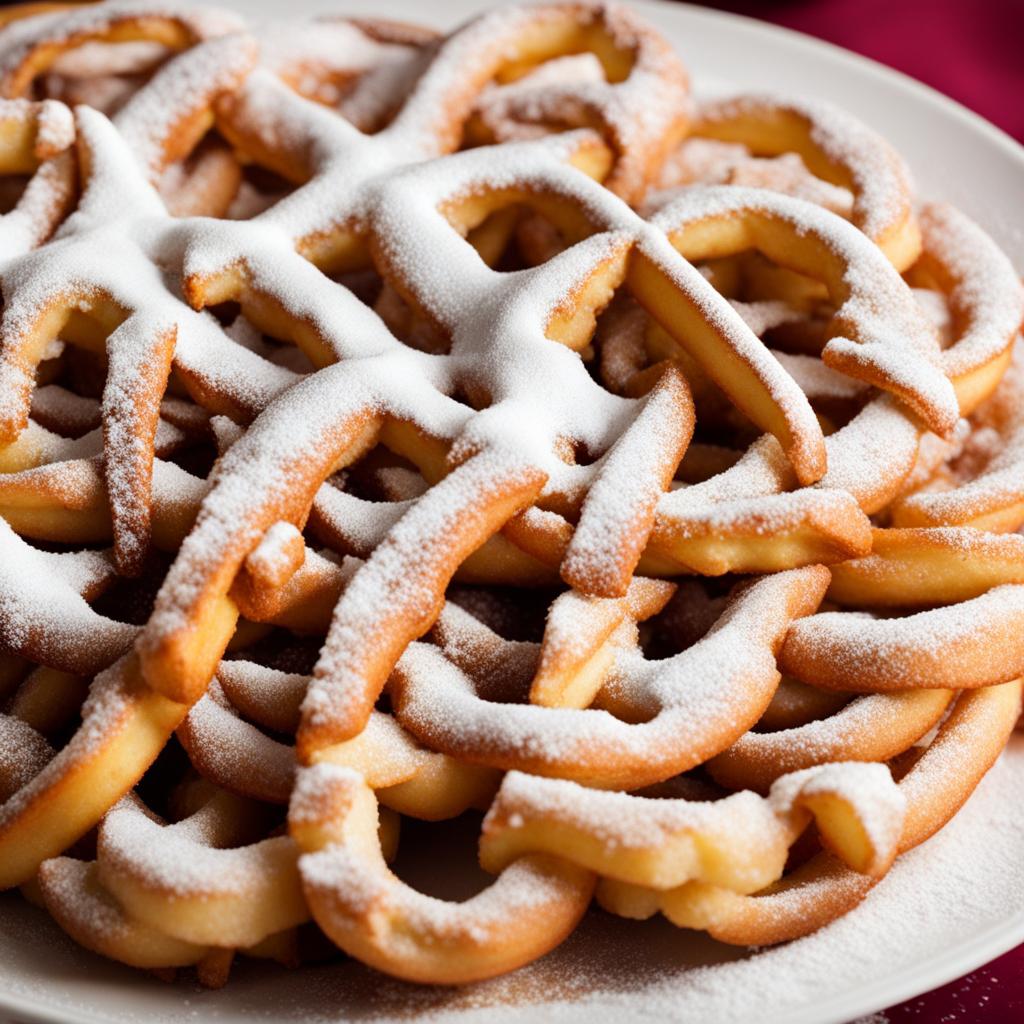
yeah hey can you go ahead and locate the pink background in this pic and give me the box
[692,0,1023,141]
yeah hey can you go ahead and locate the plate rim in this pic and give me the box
[788,908,1024,1024]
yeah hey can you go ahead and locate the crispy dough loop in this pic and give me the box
[684,93,921,271]
[38,850,307,984]
[384,1,687,187]
[909,202,1024,415]
[181,660,500,821]
[0,652,188,890]
[0,518,135,674]
[178,679,297,805]
[138,368,390,706]
[598,680,1022,946]
[0,97,77,253]
[38,856,212,972]
[480,761,905,889]
[529,575,676,709]
[708,689,954,792]
[632,202,1022,579]
[290,763,595,985]
[462,2,690,202]
[95,787,309,949]
[560,366,694,596]
[649,186,958,440]
[36,774,383,981]
[0,36,259,573]
[298,450,548,756]
[782,528,1024,693]
[390,567,829,789]
[0,1,242,98]
[893,343,1024,532]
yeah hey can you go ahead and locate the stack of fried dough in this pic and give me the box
[0,0,1022,989]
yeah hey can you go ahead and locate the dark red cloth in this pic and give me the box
[692,0,1024,141]
[885,944,1024,1022]
[684,3,1024,1020]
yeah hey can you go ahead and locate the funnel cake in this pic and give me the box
[0,0,1022,994]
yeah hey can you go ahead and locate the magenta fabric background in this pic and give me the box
[691,0,1024,141]
[682,3,1024,1018]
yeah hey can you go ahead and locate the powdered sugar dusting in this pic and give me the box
[0,519,137,674]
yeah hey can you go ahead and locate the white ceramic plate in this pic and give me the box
[3,2,1024,1022]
